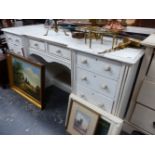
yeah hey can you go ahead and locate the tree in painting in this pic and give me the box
[12,58,41,101]
[13,60,25,85]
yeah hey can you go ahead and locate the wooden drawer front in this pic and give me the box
[77,68,117,98]
[137,80,155,110]
[131,104,155,134]
[6,33,22,47]
[77,53,122,80]
[76,85,113,113]
[29,39,45,51]
[48,44,71,60]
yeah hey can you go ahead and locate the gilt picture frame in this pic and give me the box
[7,53,45,109]
[66,100,99,135]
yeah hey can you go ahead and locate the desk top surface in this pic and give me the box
[2,24,149,64]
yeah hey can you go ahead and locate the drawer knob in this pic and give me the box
[99,104,105,109]
[56,50,61,53]
[80,94,85,98]
[15,39,19,43]
[8,38,12,41]
[101,84,108,89]
[81,59,87,64]
[104,66,111,71]
[34,43,39,46]
[153,122,155,128]
[81,76,87,81]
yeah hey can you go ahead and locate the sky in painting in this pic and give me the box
[13,58,41,87]
[75,110,90,130]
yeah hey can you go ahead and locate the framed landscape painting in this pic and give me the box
[7,53,45,109]
[66,100,99,135]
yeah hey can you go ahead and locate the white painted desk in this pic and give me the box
[2,24,145,118]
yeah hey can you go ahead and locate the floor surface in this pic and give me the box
[0,86,69,135]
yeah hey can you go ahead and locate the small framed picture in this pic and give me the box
[66,100,99,135]
[66,94,123,135]
[7,53,45,109]
[95,115,123,135]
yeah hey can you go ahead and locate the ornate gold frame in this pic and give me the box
[7,53,45,109]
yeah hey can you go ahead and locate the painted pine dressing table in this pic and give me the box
[3,24,152,119]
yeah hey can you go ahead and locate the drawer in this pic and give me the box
[48,44,71,60]
[7,43,14,51]
[77,53,122,80]
[77,68,117,99]
[5,33,22,47]
[13,35,23,46]
[131,104,155,134]
[7,43,23,56]
[5,33,13,44]
[13,45,23,56]
[76,85,113,113]
[29,39,45,51]
[137,80,155,110]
